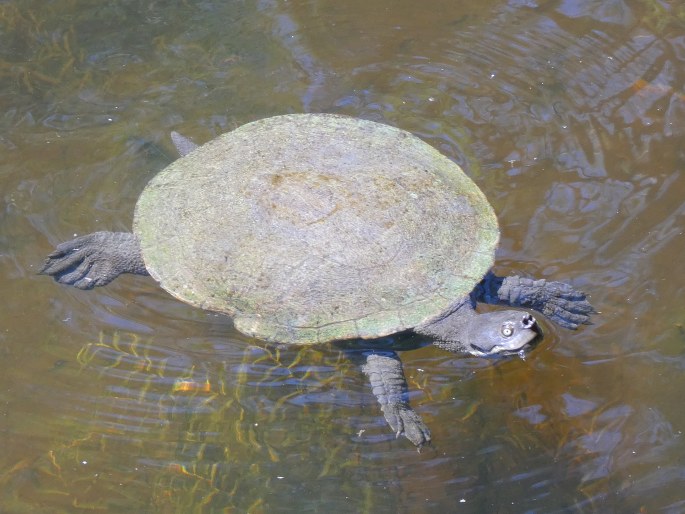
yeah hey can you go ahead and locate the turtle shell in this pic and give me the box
[133,114,499,344]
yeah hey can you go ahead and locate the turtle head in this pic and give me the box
[461,310,541,358]
[431,310,541,358]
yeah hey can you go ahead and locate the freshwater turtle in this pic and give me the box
[40,113,592,446]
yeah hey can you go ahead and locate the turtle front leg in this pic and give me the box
[40,231,148,289]
[361,351,431,447]
[476,272,594,329]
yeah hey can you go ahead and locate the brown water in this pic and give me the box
[1,0,685,512]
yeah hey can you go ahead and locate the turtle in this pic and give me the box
[40,113,593,447]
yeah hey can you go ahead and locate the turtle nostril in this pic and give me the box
[522,313,536,329]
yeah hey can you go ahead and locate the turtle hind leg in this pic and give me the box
[40,231,148,289]
[362,351,431,447]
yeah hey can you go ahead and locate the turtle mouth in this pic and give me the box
[470,343,536,357]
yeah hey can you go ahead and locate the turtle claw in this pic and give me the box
[55,258,95,289]
[41,233,109,289]
[542,298,594,329]
[535,281,594,329]
[40,231,147,289]
[382,403,431,447]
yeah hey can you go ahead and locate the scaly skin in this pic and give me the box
[39,231,147,289]
[475,272,594,329]
[362,352,432,447]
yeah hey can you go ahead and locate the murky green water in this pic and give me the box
[2,0,685,512]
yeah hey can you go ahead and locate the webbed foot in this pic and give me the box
[40,231,147,289]
[498,276,594,329]
[381,402,432,447]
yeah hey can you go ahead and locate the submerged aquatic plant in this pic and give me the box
[1,330,362,512]
[636,0,685,32]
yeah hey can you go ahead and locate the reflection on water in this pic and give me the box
[2,0,685,512]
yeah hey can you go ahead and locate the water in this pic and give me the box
[1,0,685,512]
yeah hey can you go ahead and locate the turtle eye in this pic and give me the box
[501,324,514,337]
